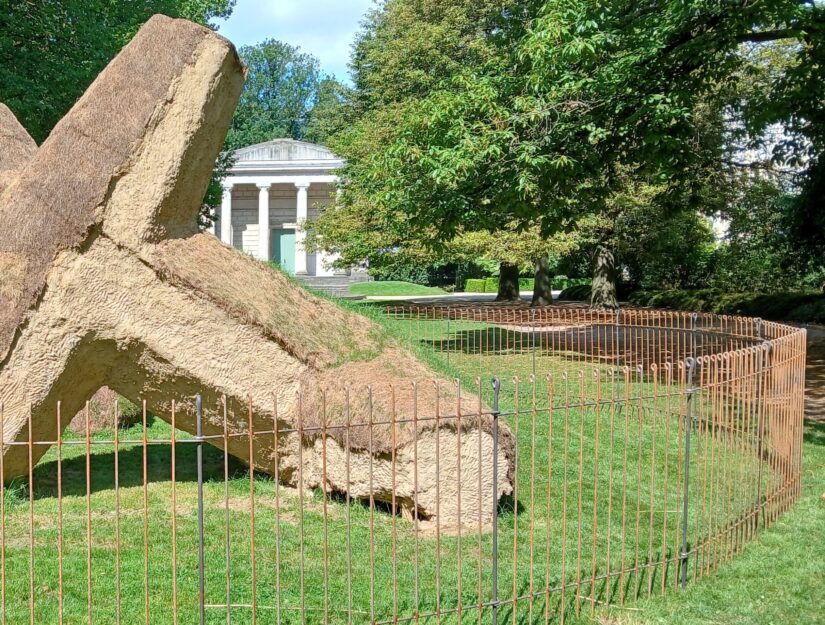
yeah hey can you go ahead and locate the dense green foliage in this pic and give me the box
[629,289,825,323]
[308,0,824,307]
[559,285,825,322]
[0,0,235,144]
[225,40,348,150]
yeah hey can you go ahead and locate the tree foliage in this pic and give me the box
[0,0,235,144]
[226,40,330,149]
[315,0,824,306]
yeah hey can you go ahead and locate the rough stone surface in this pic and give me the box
[0,15,514,526]
[0,103,37,195]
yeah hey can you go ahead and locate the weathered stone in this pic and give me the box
[0,15,514,526]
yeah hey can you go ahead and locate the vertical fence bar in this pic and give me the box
[491,377,501,625]
[196,394,206,625]
[531,309,537,377]
[447,308,452,369]
[755,343,769,531]
[680,357,697,589]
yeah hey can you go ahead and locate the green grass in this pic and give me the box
[349,281,446,297]
[0,313,810,625]
[602,419,825,625]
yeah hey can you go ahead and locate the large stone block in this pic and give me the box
[0,15,514,526]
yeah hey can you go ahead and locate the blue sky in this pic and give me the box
[216,0,376,83]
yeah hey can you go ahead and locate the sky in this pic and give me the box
[216,0,376,83]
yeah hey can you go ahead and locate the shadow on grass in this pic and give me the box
[490,551,680,625]
[803,419,825,447]
[26,443,248,500]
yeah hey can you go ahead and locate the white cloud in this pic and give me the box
[216,0,376,82]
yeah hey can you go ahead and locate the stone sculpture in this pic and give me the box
[0,15,514,526]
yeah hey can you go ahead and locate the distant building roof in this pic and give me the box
[233,138,340,163]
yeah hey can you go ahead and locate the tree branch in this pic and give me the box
[737,28,805,43]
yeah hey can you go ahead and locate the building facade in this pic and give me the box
[213,138,345,277]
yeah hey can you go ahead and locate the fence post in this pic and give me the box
[447,307,451,369]
[754,341,770,529]
[196,394,206,625]
[531,309,537,377]
[680,348,698,589]
[490,377,501,625]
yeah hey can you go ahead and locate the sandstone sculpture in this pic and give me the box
[0,15,514,526]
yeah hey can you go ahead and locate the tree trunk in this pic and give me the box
[590,245,619,310]
[496,262,521,302]
[531,256,554,307]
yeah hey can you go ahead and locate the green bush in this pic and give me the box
[466,276,540,293]
[117,396,146,429]
[464,278,487,292]
[557,281,629,302]
[558,284,593,301]
[628,289,825,322]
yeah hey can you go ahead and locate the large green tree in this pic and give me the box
[225,40,338,150]
[310,0,550,301]
[0,0,235,144]
[324,0,824,307]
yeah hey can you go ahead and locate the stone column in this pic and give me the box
[331,187,349,275]
[220,182,233,245]
[295,182,310,275]
[257,182,271,262]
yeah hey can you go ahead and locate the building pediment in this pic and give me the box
[234,138,342,165]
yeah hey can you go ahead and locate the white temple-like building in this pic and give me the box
[213,138,346,278]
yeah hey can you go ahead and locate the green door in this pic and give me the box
[271,229,296,274]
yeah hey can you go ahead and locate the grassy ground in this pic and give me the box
[0,312,807,625]
[349,281,446,297]
[603,420,825,625]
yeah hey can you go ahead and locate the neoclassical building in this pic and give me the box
[213,138,345,277]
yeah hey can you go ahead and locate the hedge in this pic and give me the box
[557,284,594,301]
[556,282,632,302]
[464,279,487,292]
[628,289,825,323]
[553,285,825,323]
[466,276,589,293]
[464,277,536,293]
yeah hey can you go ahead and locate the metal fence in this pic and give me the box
[0,306,807,624]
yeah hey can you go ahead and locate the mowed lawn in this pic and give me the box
[0,313,805,625]
[602,419,825,625]
[349,281,446,297]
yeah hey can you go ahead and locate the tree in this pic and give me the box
[451,225,581,304]
[304,78,355,145]
[306,0,520,286]
[328,0,824,308]
[225,40,334,150]
[0,0,235,144]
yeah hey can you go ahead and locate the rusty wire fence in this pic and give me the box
[0,306,807,625]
